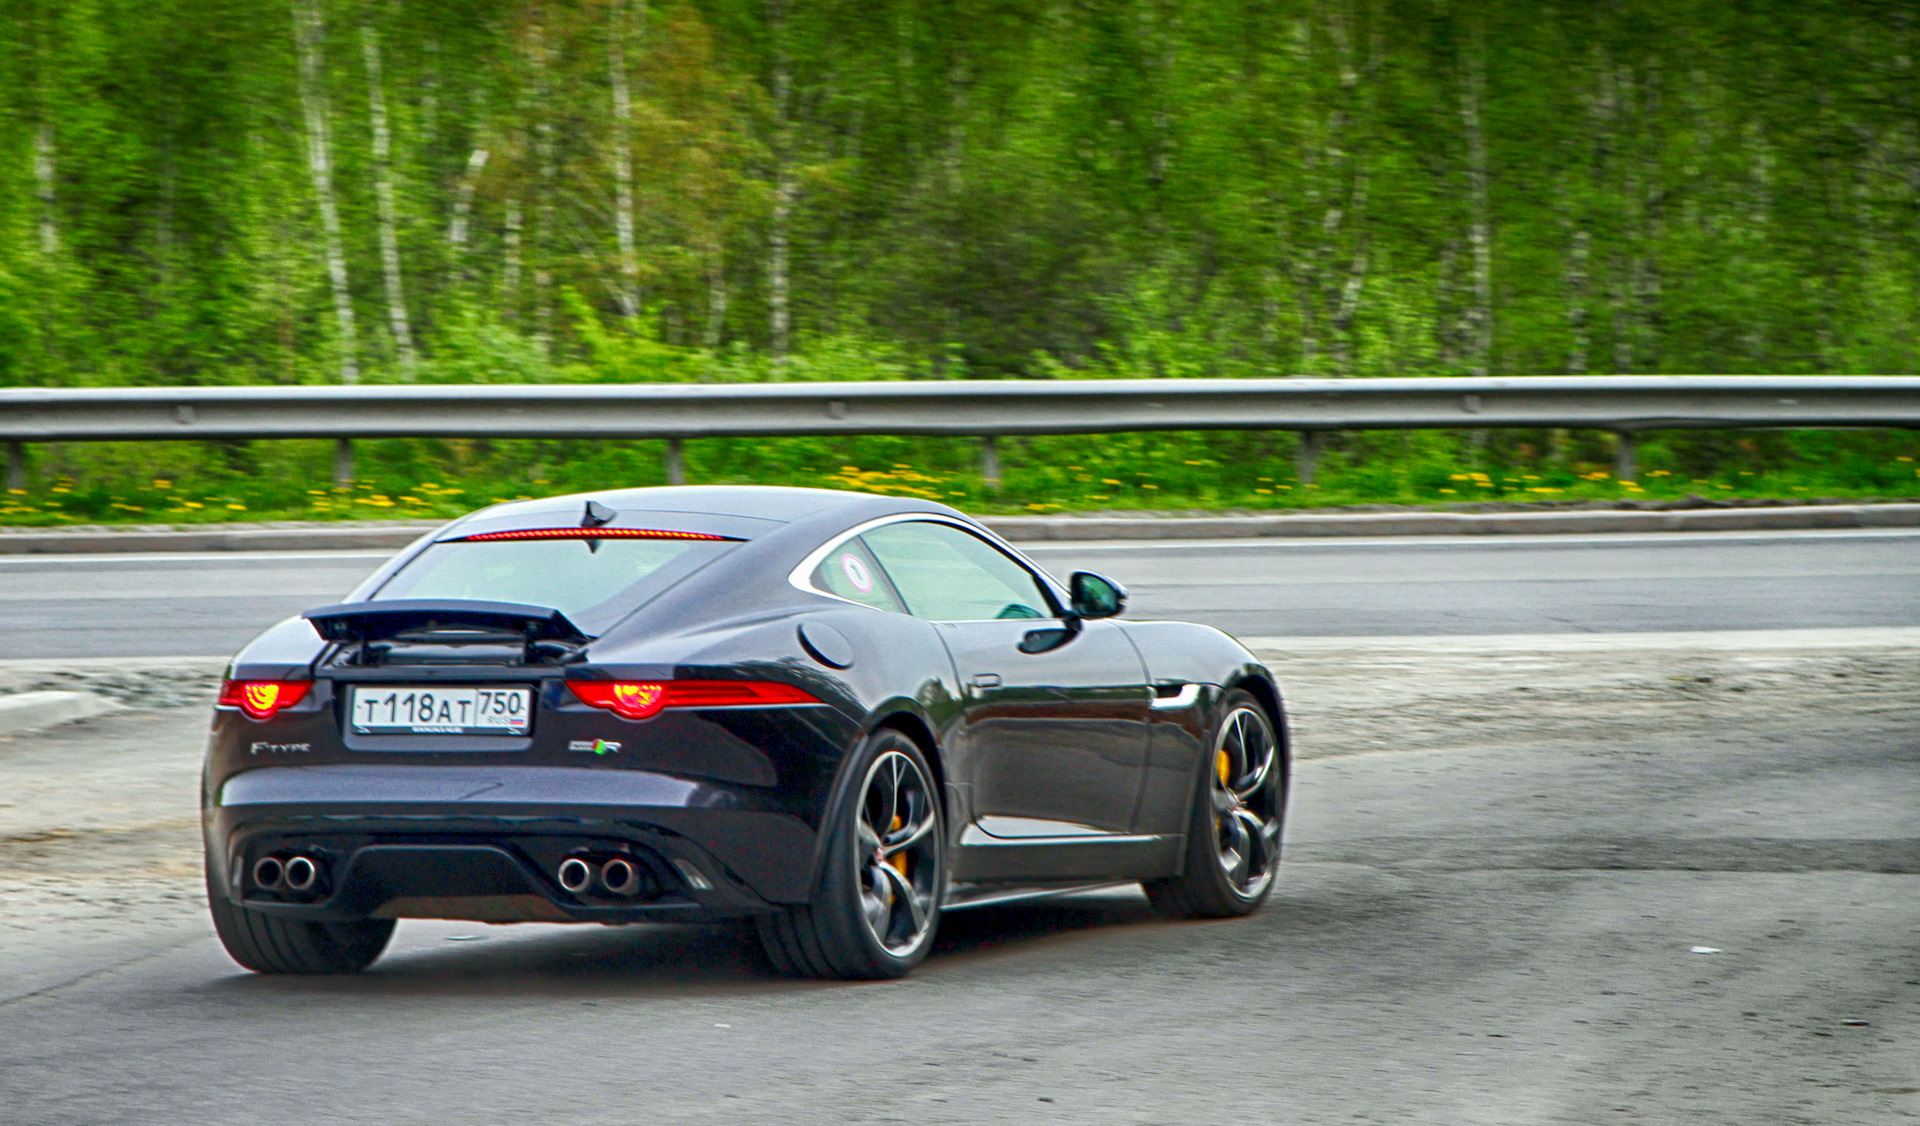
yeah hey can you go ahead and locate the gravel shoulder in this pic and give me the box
[1249,628,1920,759]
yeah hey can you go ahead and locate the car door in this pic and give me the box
[858,520,1152,837]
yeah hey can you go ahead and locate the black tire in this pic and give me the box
[205,861,395,975]
[756,728,945,980]
[1144,688,1287,919]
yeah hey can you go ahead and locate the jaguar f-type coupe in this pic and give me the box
[204,486,1288,979]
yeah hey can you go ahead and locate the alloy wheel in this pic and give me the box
[854,749,940,956]
[1211,705,1281,900]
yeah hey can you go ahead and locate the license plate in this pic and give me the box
[347,686,534,736]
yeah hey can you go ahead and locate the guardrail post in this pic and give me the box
[4,441,24,492]
[332,438,354,486]
[1613,432,1638,482]
[663,438,686,486]
[979,435,1001,490]
[1296,431,1324,485]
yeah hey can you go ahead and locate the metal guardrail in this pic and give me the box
[4,375,1918,486]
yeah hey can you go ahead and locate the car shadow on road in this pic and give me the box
[196,889,1167,999]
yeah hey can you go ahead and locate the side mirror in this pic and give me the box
[1068,571,1127,620]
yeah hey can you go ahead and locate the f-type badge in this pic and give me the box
[567,739,622,755]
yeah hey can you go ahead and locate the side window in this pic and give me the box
[861,522,1055,622]
[810,537,906,613]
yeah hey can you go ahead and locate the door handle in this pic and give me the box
[970,673,1002,688]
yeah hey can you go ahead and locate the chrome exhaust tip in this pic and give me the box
[251,856,285,890]
[283,855,319,893]
[600,858,640,897]
[557,857,594,894]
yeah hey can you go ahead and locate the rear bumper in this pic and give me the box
[205,764,821,923]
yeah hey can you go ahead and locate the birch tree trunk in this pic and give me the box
[1325,1,1380,377]
[1565,227,1590,373]
[293,0,359,384]
[33,123,57,256]
[1286,0,1376,378]
[767,0,793,379]
[420,38,440,153]
[503,197,523,305]
[608,0,642,322]
[1459,17,1492,379]
[1634,56,1665,373]
[362,21,417,376]
[704,243,728,349]
[529,20,557,353]
[446,144,489,279]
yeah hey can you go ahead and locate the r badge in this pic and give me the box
[567,739,622,755]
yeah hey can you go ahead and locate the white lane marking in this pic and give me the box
[0,550,396,566]
[1019,527,1920,551]
[0,590,348,603]
[1241,626,1920,653]
[5,626,1915,673]
[1111,567,1920,589]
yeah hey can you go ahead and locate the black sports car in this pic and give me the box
[203,486,1288,979]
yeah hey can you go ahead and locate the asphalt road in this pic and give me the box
[2,702,1914,1124]
[1,527,1916,658]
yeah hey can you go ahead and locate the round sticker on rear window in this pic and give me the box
[840,552,874,593]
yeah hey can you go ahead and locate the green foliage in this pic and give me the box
[4,423,1915,527]
[2,0,1919,520]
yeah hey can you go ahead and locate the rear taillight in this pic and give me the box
[217,680,312,720]
[567,680,821,721]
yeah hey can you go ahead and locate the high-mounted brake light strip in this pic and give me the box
[456,528,734,542]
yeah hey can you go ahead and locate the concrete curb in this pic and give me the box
[0,503,1916,554]
[0,690,117,736]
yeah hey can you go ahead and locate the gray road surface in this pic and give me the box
[1,527,1916,658]
[1,700,1914,1124]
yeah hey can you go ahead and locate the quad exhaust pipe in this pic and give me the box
[252,854,322,894]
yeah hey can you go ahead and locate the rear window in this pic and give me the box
[370,538,736,634]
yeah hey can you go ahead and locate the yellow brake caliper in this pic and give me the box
[1216,751,1233,836]
[887,814,910,877]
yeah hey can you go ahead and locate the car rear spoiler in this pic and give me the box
[302,599,592,644]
